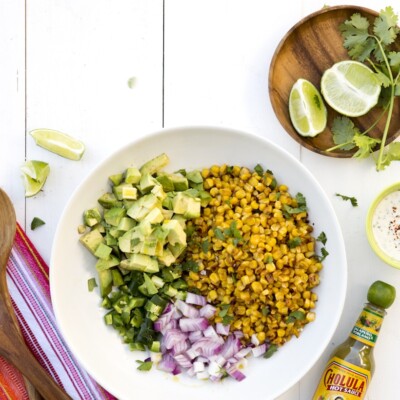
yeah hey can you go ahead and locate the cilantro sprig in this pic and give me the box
[327,7,400,170]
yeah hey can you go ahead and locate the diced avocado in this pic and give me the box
[109,173,124,186]
[79,229,105,255]
[198,190,212,207]
[98,192,122,209]
[168,242,186,258]
[106,232,118,246]
[158,248,176,267]
[172,214,187,229]
[95,255,120,271]
[140,153,170,176]
[137,220,152,236]
[125,167,141,184]
[162,284,178,297]
[162,192,175,210]
[140,236,158,256]
[117,217,136,232]
[94,242,113,259]
[83,208,102,227]
[119,254,159,273]
[108,227,124,238]
[113,183,137,200]
[104,207,126,227]
[161,209,174,220]
[170,174,189,191]
[127,194,160,221]
[156,173,175,192]
[151,184,167,201]
[98,269,113,297]
[186,170,203,185]
[172,192,201,219]
[143,208,164,224]
[163,219,186,246]
[118,227,143,253]
[139,174,159,193]
[91,223,106,234]
[151,275,165,289]
[139,273,158,296]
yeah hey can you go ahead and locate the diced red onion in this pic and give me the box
[188,330,203,343]
[235,347,252,359]
[252,344,267,358]
[226,365,246,382]
[171,339,190,356]
[251,333,260,346]
[185,292,207,306]
[190,337,223,357]
[216,322,230,336]
[174,353,193,369]
[179,317,209,332]
[203,325,219,338]
[220,335,241,360]
[163,329,188,350]
[157,353,177,373]
[199,304,216,318]
[175,299,200,318]
[193,360,205,373]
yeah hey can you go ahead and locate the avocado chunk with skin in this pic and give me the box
[125,167,141,184]
[140,153,170,176]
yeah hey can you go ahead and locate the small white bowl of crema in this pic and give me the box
[366,183,400,269]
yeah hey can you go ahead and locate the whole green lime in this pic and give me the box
[367,280,396,309]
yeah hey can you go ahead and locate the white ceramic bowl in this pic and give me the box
[50,126,347,400]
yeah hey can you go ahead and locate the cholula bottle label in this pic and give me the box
[349,307,383,346]
[312,357,371,399]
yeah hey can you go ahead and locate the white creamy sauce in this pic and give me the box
[372,190,400,260]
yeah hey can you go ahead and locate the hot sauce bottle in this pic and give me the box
[312,280,396,400]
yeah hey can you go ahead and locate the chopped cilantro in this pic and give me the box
[263,344,278,359]
[317,232,327,246]
[336,193,358,207]
[288,237,301,248]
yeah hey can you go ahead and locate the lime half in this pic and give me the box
[289,79,327,137]
[21,160,50,197]
[30,128,85,160]
[321,60,381,117]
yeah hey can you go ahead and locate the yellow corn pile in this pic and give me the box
[184,165,322,346]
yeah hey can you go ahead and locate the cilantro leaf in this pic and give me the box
[201,239,210,253]
[317,232,327,246]
[319,247,329,262]
[214,228,225,240]
[379,142,400,169]
[374,70,392,88]
[336,193,358,207]
[288,237,301,249]
[331,117,357,150]
[373,6,399,45]
[286,310,306,324]
[389,51,400,70]
[218,304,230,318]
[353,133,381,159]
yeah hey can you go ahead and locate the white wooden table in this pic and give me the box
[1,1,400,399]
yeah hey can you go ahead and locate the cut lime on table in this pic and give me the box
[21,160,50,197]
[30,128,85,160]
[321,60,381,117]
[289,79,327,137]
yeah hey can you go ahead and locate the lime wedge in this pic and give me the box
[321,60,381,117]
[21,160,50,197]
[289,79,327,137]
[30,128,85,160]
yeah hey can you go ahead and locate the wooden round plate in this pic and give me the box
[268,5,400,158]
